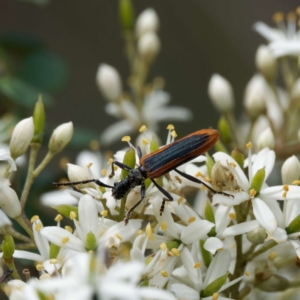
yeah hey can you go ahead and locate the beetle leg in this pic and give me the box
[124,181,146,225]
[174,168,234,198]
[53,179,114,189]
[109,161,133,178]
[150,178,174,215]
[137,146,143,160]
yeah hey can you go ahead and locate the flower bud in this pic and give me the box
[119,0,135,31]
[32,95,45,144]
[256,127,275,150]
[48,122,73,154]
[247,226,266,245]
[0,209,12,228]
[281,155,300,184]
[67,163,93,185]
[2,233,15,261]
[255,45,277,82]
[257,274,289,292]
[244,75,266,118]
[138,32,160,63]
[208,74,234,112]
[96,64,122,101]
[135,8,159,37]
[218,116,231,143]
[0,180,21,218]
[9,117,34,159]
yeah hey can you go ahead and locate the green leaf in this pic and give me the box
[201,273,228,297]
[286,213,300,234]
[54,205,78,220]
[200,240,211,267]
[0,76,52,107]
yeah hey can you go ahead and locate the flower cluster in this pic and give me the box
[2,4,300,300]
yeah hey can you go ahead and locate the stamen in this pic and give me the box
[171,130,177,138]
[114,233,122,240]
[36,264,44,271]
[121,136,131,142]
[160,243,167,250]
[188,217,196,223]
[245,271,250,276]
[59,156,69,170]
[50,259,59,264]
[30,215,39,223]
[139,125,147,132]
[34,223,42,231]
[194,262,201,268]
[161,221,167,231]
[101,168,107,176]
[142,138,149,145]
[273,12,284,23]
[177,197,184,204]
[212,293,219,300]
[172,248,180,256]
[86,162,93,169]
[249,188,257,197]
[166,124,174,130]
[136,230,143,236]
[229,213,236,220]
[160,270,169,277]
[55,214,63,222]
[146,223,155,241]
[292,180,300,185]
[65,226,73,233]
[89,140,100,151]
[268,252,277,260]
[101,210,108,217]
[246,142,252,149]
[287,11,296,21]
[61,237,69,244]
[229,162,236,168]
[283,184,289,192]
[107,158,114,165]
[70,211,77,220]
[39,274,51,280]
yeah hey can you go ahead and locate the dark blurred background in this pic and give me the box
[2,0,299,151]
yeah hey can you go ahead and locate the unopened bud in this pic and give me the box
[138,32,160,63]
[244,75,267,118]
[218,116,231,143]
[48,122,73,154]
[255,45,277,82]
[96,64,122,101]
[119,0,134,31]
[32,96,45,144]
[247,226,266,245]
[257,274,289,292]
[136,8,159,37]
[208,74,234,113]
[281,155,300,184]
[2,233,15,260]
[256,127,275,150]
[231,148,244,169]
[0,180,21,218]
[10,117,34,159]
[67,163,93,187]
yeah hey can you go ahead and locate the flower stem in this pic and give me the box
[15,215,34,241]
[33,151,54,179]
[245,240,277,261]
[20,143,40,211]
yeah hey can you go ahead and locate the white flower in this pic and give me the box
[254,12,300,57]
[101,90,192,144]
[41,194,141,253]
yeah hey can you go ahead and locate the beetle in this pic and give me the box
[53,129,229,224]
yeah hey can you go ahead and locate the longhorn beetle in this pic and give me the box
[53,129,231,224]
